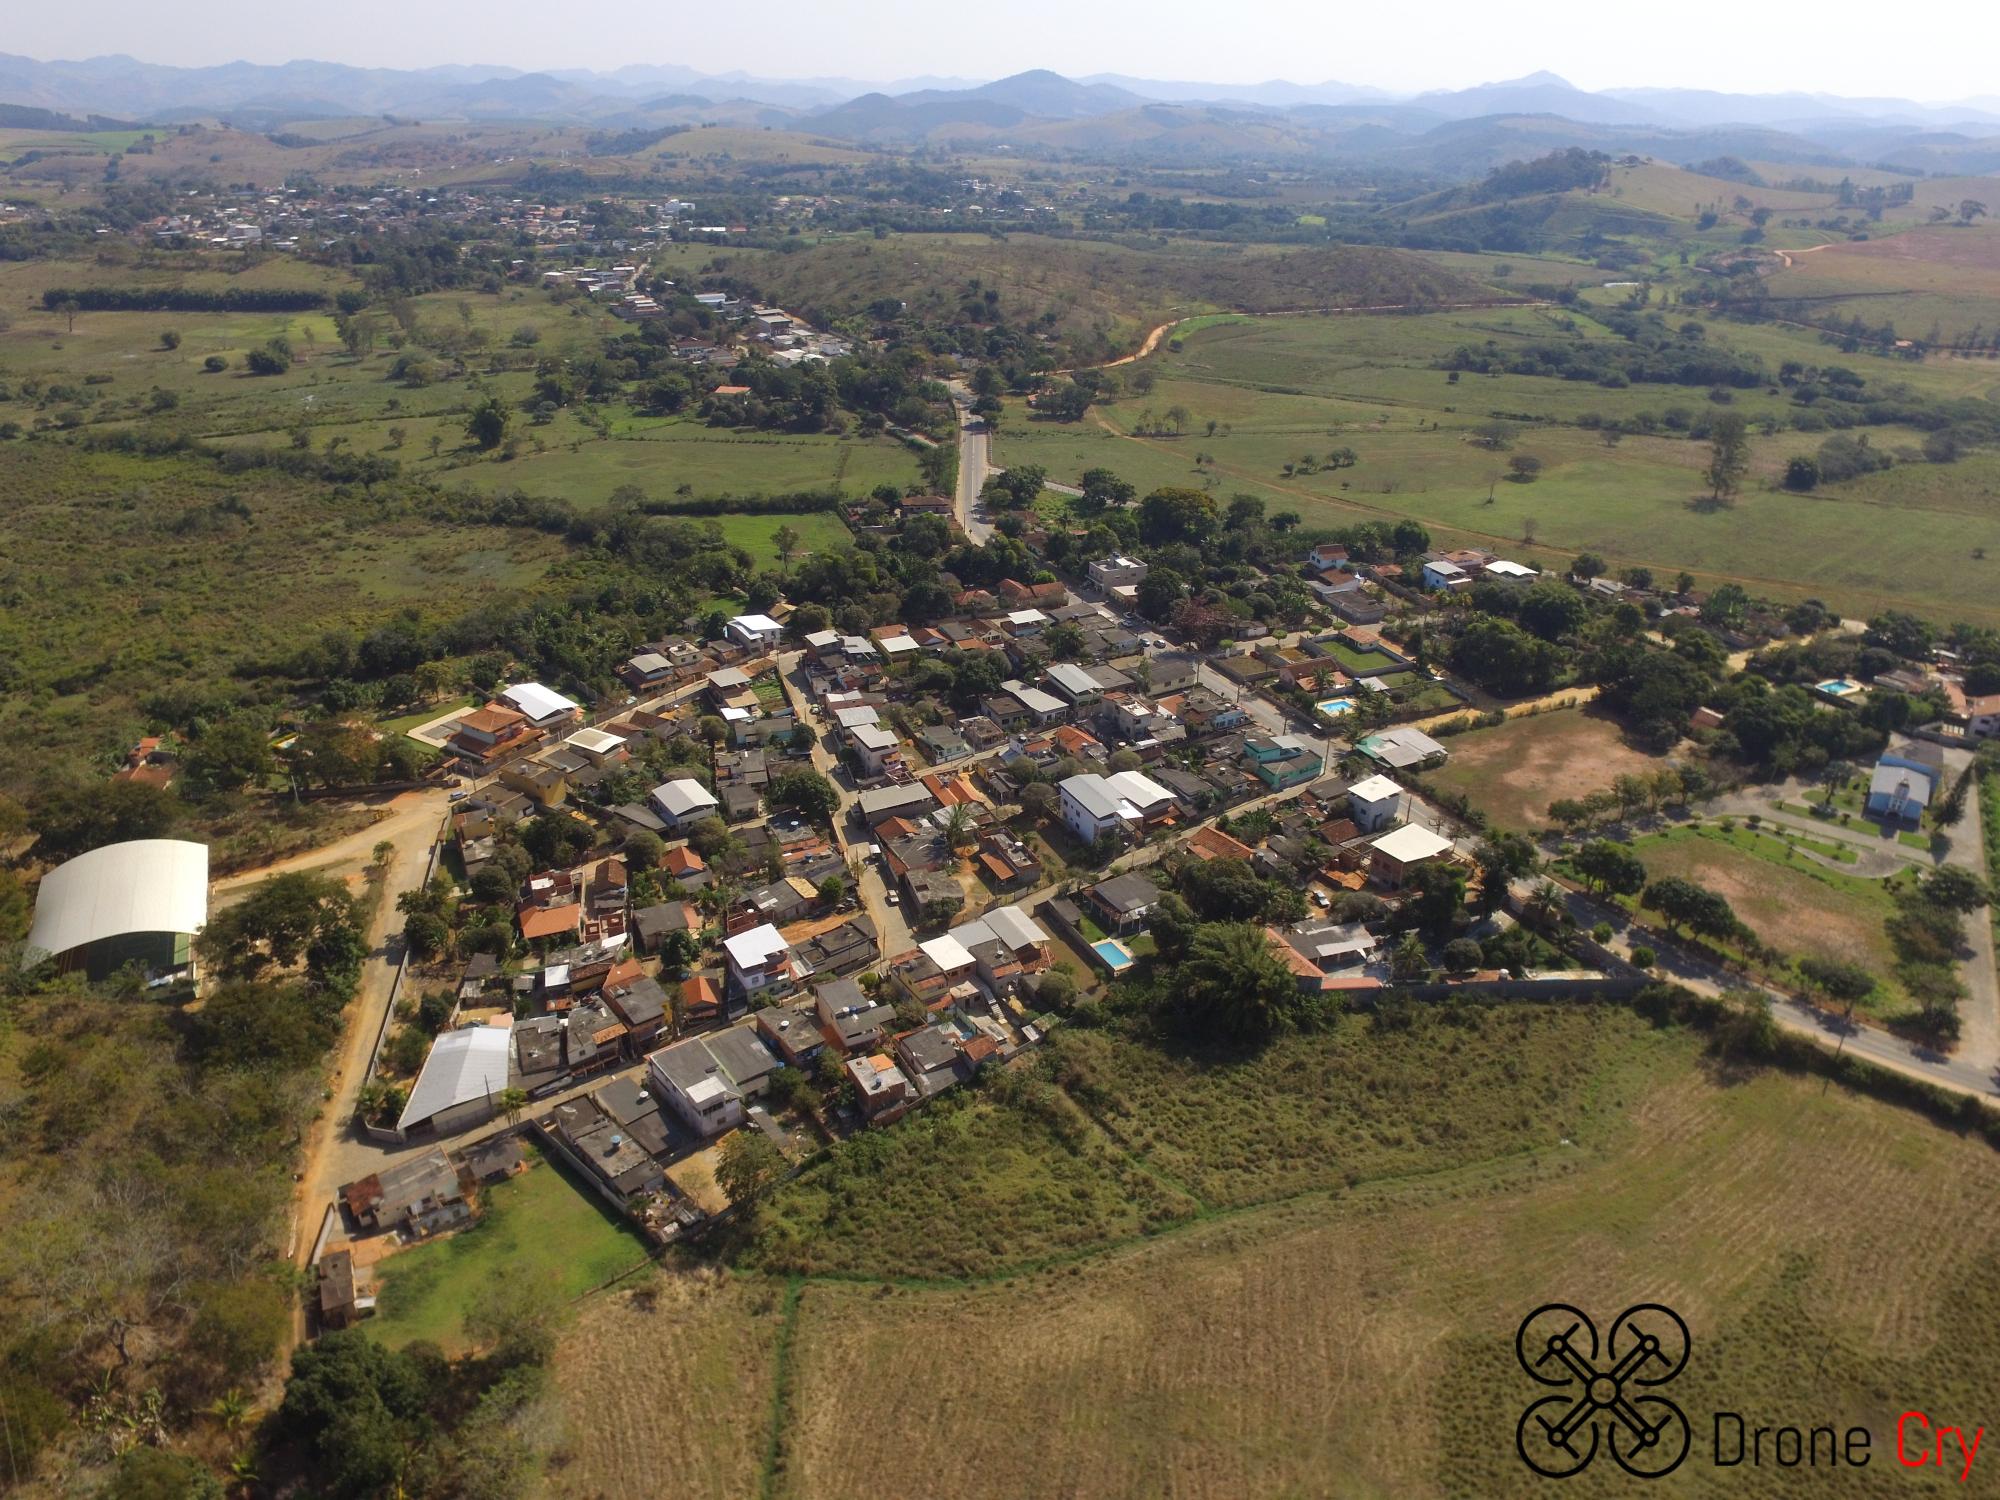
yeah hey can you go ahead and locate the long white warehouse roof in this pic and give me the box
[26,838,209,962]
[398,1023,513,1131]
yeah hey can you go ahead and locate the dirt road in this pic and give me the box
[213,788,443,901]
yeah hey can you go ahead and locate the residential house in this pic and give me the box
[976,827,1043,887]
[498,683,582,730]
[1347,774,1405,833]
[448,705,538,767]
[855,783,940,830]
[514,1015,565,1088]
[1280,918,1380,975]
[1002,678,1068,726]
[918,724,970,762]
[549,1092,667,1200]
[649,777,721,829]
[1307,542,1350,570]
[845,1052,914,1124]
[755,997,825,1066]
[722,922,808,1000]
[813,976,894,1054]
[1244,733,1325,791]
[500,759,568,808]
[725,613,785,650]
[795,915,878,978]
[341,1152,469,1237]
[1355,727,1449,773]
[662,844,710,888]
[396,1025,514,1138]
[603,973,670,1050]
[1088,555,1149,591]
[1058,770,1178,844]
[618,651,675,690]
[680,974,723,1029]
[646,1027,783,1136]
[318,1249,363,1329]
[1088,872,1163,935]
[633,901,696,956]
[850,723,905,778]
[1046,661,1105,709]
[1370,824,1454,887]
[894,1022,991,1098]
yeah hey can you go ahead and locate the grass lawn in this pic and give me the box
[1423,708,1672,831]
[1623,823,1911,1014]
[367,1145,650,1351]
[377,694,477,736]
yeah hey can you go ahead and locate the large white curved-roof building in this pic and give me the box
[26,838,209,980]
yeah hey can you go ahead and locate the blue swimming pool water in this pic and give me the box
[1816,678,1861,695]
[1317,697,1355,716]
[1092,939,1134,971]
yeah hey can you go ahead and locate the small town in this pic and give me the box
[6,22,2000,1498]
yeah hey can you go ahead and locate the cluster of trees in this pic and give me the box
[1440,316,1767,390]
[275,1292,558,1499]
[1887,866,1991,1042]
[0,879,366,1482]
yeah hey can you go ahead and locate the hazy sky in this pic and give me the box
[9,0,1996,100]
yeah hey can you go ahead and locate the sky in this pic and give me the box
[8,0,1997,102]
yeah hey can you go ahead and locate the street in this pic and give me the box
[948,381,995,544]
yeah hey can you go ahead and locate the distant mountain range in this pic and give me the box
[3,54,1999,178]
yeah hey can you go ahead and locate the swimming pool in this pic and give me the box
[1317,697,1355,717]
[1091,939,1134,973]
[1816,678,1863,697]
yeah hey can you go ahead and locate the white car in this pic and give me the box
[885,890,901,906]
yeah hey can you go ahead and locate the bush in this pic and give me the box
[1631,945,1656,969]
[203,354,227,373]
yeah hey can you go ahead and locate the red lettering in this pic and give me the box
[1899,1411,1933,1468]
[1955,1425,1984,1484]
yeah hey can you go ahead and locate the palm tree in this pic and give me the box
[1522,881,1567,936]
[497,1086,527,1123]
[1182,923,1297,1041]
[941,803,975,851]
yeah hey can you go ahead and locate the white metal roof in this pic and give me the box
[981,904,1049,951]
[1105,769,1173,809]
[1006,609,1048,626]
[26,839,209,962]
[1047,662,1101,697]
[1061,774,1123,820]
[1372,824,1453,863]
[499,682,578,722]
[834,706,880,730]
[852,724,899,751]
[723,923,792,969]
[651,778,719,817]
[397,1023,513,1131]
[730,613,783,634]
[919,934,975,971]
[1348,774,1403,804]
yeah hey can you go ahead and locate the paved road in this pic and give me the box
[1955,773,2000,1069]
[947,382,995,544]
[1496,836,2000,1105]
[1194,660,1295,737]
[774,650,915,960]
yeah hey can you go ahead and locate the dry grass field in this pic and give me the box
[1424,709,1672,831]
[548,1270,785,1500]
[548,1028,2000,1500]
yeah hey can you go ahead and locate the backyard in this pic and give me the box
[365,1145,650,1351]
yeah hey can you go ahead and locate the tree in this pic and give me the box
[1797,955,1876,1008]
[196,872,362,985]
[1178,922,1305,1041]
[1020,782,1059,822]
[158,329,181,350]
[1571,553,1608,581]
[716,1130,785,1209]
[497,1086,528,1123]
[182,718,275,798]
[623,829,665,868]
[1782,455,1820,492]
[1572,840,1646,897]
[1923,865,1990,914]
[1959,199,1988,226]
[54,296,78,333]
[32,778,179,858]
[402,910,449,961]
[769,767,839,822]
[1640,876,1738,941]
[466,395,509,450]
[1507,454,1543,482]
[1705,411,1750,503]
[1390,931,1432,982]
[245,340,291,376]
[772,523,801,570]
[1442,936,1485,972]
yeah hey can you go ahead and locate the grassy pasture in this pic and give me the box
[1764,225,2000,343]
[995,309,2000,624]
[1424,709,1671,831]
